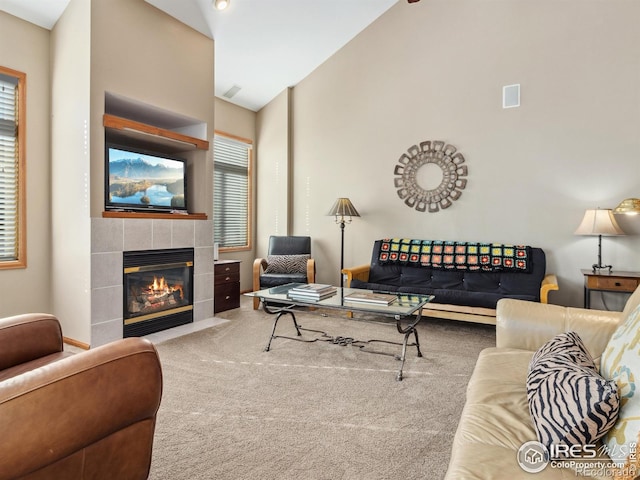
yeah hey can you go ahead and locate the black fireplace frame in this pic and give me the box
[123,247,194,337]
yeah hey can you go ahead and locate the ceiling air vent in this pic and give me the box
[223,85,242,99]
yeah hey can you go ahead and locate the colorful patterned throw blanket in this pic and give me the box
[378,238,531,272]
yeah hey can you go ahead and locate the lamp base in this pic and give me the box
[592,263,613,274]
[592,234,613,273]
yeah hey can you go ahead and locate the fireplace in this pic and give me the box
[123,248,194,337]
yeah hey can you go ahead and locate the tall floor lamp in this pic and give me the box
[574,208,625,273]
[328,198,360,288]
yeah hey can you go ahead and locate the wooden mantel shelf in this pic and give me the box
[102,211,207,220]
[103,114,209,151]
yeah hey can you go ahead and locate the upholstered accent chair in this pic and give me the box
[0,313,163,479]
[252,236,316,309]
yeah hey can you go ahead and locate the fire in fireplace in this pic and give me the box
[128,274,185,316]
[123,248,194,337]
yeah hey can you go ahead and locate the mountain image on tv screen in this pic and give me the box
[108,148,185,208]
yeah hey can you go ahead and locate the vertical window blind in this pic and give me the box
[213,134,251,248]
[0,72,19,263]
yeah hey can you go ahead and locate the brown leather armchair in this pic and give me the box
[252,236,316,309]
[0,313,163,480]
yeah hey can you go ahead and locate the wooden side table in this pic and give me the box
[214,260,241,313]
[581,269,640,309]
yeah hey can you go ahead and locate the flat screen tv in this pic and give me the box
[105,143,187,213]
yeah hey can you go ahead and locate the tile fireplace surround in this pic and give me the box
[91,217,215,347]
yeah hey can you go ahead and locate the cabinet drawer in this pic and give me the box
[214,262,240,275]
[587,276,640,292]
[214,282,240,313]
[214,271,240,285]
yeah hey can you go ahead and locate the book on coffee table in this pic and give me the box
[287,283,337,301]
[289,283,336,294]
[344,291,397,306]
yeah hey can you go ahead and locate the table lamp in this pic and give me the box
[574,208,625,273]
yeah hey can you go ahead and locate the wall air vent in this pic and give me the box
[502,84,520,109]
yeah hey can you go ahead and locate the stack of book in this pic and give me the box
[287,283,337,301]
[344,291,397,306]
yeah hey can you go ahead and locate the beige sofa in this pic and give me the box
[445,287,640,479]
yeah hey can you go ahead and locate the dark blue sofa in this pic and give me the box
[343,239,559,325]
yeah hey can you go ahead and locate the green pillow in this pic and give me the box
[601,303,640,467]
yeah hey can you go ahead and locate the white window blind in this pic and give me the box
[213,135,251,248]
[0,72,19,262]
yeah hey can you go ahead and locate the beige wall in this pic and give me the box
[0,13,51,317]
[255,89,292,248]
[1,0,216,339]
[50,0,92,343]
[90,0,215,217]
[214,97,256,291]
[216,97,255,142]
[1,0,216,340]
[4,0,638,321]
[49,0,215,344]
[259,0,640,308]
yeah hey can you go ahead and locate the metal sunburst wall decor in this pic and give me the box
[393,140,468,213]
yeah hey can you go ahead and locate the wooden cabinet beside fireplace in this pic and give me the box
[214,260,241,313]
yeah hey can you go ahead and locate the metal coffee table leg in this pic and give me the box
[394,309,423,381]
[263,301,301,352]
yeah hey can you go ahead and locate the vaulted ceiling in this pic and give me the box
[0,0,399,111]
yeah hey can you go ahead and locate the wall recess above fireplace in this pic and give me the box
[104,91,209,152]
[103,92,211,219]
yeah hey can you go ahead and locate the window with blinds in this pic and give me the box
[0,67,25,269]
[213,133,252,250]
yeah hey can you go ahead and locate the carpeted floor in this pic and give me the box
[148,300,495,480]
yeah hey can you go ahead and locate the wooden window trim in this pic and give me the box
[214,130,253,252]
[0,66,26,270]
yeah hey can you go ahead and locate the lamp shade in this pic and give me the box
[574,209,625,236]
[613,198,640,216]
[327,198,360,218]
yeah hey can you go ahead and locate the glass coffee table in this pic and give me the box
[246,283,434,381]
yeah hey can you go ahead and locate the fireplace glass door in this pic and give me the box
[123,248,194,337]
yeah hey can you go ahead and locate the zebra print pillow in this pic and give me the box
[529,330,597,371]
[527,331,620,451]
[264,254,310,274]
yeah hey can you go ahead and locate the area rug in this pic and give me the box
[148,301,495,480]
